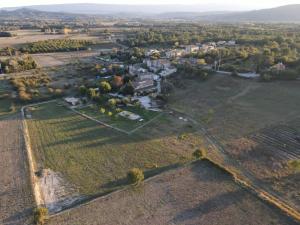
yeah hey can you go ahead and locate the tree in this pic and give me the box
[34,207,48,225]
[127,168,144,185]
[87,88,97,99]
[100,81,112,93]
[197,58,206,65]
[108,98,117,107]
[79,85,87,96]
[193,148,207,159]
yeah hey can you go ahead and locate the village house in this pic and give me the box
[132,77,156,93]
[129,64,147,76]
[145,49,160,57]
[64,97,80,106]
[165,49,185,58]
[185,45,199,54]
[272,62,286,71]
[143,59,171,73]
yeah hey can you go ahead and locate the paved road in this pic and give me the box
[0,115,34,225]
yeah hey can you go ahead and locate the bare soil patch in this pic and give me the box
[0,115,34,225]
[48,161,298,225]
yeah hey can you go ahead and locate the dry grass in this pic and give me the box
[27,101,202,196]
[48,161,298,225]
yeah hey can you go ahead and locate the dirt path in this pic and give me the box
[0,115,34,225]
[168,108,300,222]
[228,83,260,103]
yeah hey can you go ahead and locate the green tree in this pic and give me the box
[128,168,144,185]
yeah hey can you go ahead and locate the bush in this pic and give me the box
[34,207,48,225]
[193,148,207,159]
[127,168,144,184]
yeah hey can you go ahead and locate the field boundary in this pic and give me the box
[71,107,164,135]
[20,99,58,208]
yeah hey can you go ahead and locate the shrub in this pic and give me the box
[108,98,117,107]
[34,207,48,225]
[100,81,112,93]
[127,168,144,184]
[100,108,106,114]
[108,111,113,116]
[193,148,207,159]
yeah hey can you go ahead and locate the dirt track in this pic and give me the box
[0,115,34,225]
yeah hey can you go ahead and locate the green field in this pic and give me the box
[78,104,160,132]
[27,102,202,195]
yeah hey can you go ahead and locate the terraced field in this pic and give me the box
[0,115,34,225]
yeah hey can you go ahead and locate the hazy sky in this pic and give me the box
[0,0,300,9]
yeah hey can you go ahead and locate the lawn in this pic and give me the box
[27,101,202,195]
[78,104,160,132]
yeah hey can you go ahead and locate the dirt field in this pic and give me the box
[48,160,298,225]
[0,31,100,48]
[0,115,34,225]
[26,101,202,210]
[31,51,103,67]
[168,74,300,212]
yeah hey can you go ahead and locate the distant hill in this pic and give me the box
[1,4,300,23]
[2,3,248,15]
[0,8,91,20]
[200,4,300,22]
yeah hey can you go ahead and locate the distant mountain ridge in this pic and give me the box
[201,4,300,22]
[1,4,300,23]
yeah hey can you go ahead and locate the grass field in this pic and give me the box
[27,102,202,196]
[78,104,160,132]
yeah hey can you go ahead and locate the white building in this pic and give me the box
[185,45,199,54]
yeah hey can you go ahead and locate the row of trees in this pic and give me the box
[0,55,37,73]
[10,73,52,102]
[20,39,93,53]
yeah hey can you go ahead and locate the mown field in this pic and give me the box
[78,104,160,132]
[48,160,298,225]
[168,74,300,211]
[27,101,202,195]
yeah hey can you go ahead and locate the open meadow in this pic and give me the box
[168,74,300,211]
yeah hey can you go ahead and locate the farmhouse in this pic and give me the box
[185,45,199,54]
[64,97,80,106]
[129,64,147,76]
[144,59,171,72]
[118,111,141,120]
[166,49,185,58]
[132,78,156,93]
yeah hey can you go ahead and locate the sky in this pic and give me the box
[0,0,300,10]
